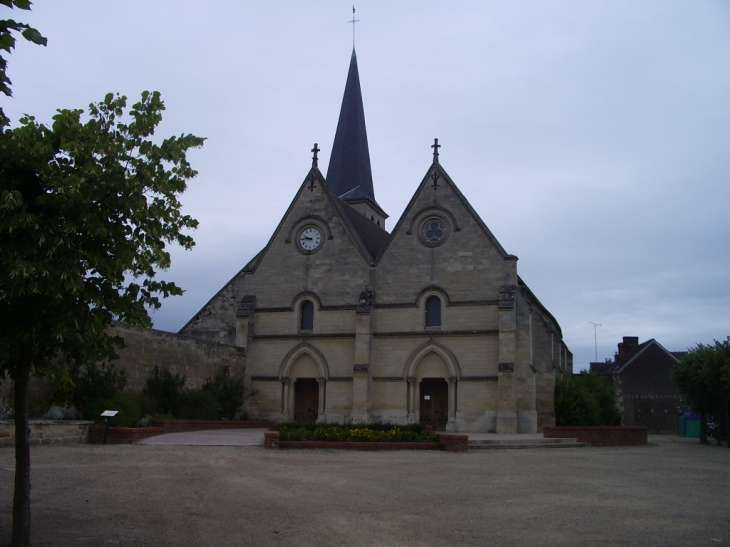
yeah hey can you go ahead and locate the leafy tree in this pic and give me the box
[203,365,254,420]
[0,89,204,545]
[671,338,730,445]
[555,376,601,426]
[0,0,47,127]
[144,365,187,416]
[72,361,127,418]
[555,373,621,427]
[48,366,76,408]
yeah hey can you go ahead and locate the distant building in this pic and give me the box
[590,336,689,433]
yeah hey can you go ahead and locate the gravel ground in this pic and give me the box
[0,435,728,547]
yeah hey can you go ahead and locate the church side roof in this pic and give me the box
[339,201,391,258]
[517,276,564,339]
[325,49,377,205]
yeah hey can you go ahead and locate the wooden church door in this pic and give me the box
[294,378,319,422]
[419,378,448,430]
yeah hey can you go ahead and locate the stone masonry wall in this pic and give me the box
[111,323,246,392]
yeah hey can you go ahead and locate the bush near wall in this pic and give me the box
[555,373,621,426]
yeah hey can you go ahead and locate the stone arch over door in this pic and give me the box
[403,341,460,430]
[278,343,329,421]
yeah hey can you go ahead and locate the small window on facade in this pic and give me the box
[425,296,441,327]
[300,300,314,330]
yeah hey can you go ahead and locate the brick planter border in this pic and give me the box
[88,419,273,444]
[263,431,468,452]
[543,426,648,446]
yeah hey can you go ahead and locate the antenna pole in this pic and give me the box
[588,321,601,363]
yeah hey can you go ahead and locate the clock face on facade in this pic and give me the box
[298,226,322,252]
[421,217,448,246]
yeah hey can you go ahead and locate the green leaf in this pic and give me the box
[20,26,46,46]
[7,0,33,9]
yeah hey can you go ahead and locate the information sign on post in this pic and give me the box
[100,410,118,445]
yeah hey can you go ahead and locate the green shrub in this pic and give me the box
[72,362,126,419]
[555,376,602,426]
[177,388,221,420]
[313,425,345,441]
[49,367,76,407]
[144,366,186,416]
[83,391,145,427]
[202,366,254,420]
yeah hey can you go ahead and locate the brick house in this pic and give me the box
[590,337,689,433]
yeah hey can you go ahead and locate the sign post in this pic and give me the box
[100,410,118,445]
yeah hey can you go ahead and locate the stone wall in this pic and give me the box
[0,420,93,447]
[110,323,246,392]
[0,324,246,418]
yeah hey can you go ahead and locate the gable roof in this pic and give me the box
[374,161,511,263]
[612,339,681,375]
[325,49,378,207]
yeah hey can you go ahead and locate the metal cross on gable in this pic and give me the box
[311,143,320,168]
[307,172,317,191]
[431,172,441,190]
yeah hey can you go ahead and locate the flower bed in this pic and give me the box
[264,423,467,452]
[278,423,438,443]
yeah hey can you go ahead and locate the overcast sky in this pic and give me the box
[4,1,729,369]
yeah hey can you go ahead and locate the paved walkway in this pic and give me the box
[137,428,544,446]
[138,428,268,446]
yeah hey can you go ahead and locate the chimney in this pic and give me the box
[616,336,639,366]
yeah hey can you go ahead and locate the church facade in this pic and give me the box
[181,50,572,433]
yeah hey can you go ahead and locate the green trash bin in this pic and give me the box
[678,413,700,437]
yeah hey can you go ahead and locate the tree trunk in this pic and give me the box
[12,368,31,546]
[699,412,708,444]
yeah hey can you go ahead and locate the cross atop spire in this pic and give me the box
[349,6,359,49]
[431,138,440,164]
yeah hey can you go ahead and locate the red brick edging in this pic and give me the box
[88,419,274,444]
[263,431,468,452]
[543,426,648,446]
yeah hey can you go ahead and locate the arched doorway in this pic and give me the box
[288,352,322,422]
[413,350,451,431]
[294,378,319,422]
[419,378,448,430]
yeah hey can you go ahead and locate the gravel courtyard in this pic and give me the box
[1,435,728,546]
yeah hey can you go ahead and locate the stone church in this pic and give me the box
[181,49,572,433]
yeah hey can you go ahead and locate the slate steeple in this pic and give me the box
[326,49,388,228]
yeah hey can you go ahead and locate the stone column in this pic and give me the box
[447,376,457,432]
[317,377,326,423]
[407,376,417,423]
[352,290,374,423]
[235,295,256,351]
[281,378,290,418]
[497,282,518,434]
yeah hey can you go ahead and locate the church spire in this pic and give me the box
[325,49,376,204]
